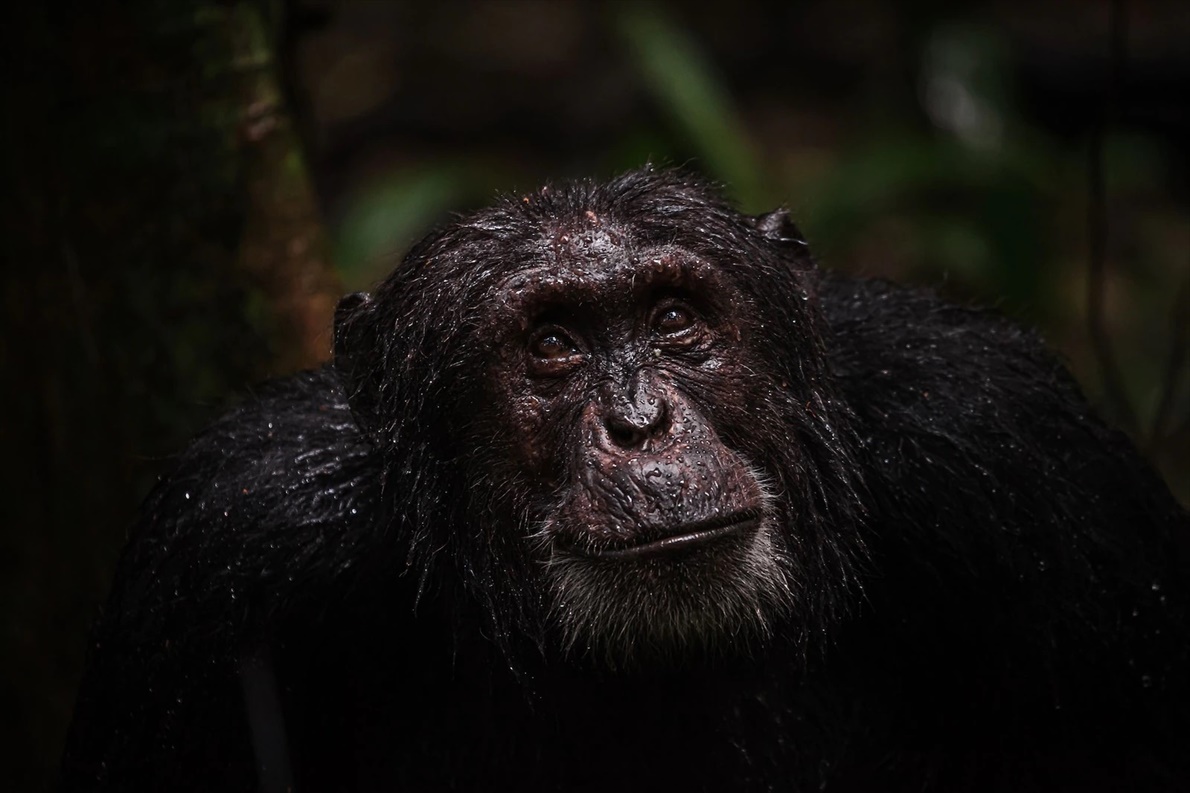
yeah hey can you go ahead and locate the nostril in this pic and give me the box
[606,419,644,449]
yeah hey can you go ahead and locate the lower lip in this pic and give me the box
[591,517,760,560]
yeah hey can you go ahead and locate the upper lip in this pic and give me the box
[583,511,761,560]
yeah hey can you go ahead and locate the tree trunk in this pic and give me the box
[0,2,339,788]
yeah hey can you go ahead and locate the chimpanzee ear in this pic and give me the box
[333,292,382,437]
[751,208,815,269]
[752,208,806,244]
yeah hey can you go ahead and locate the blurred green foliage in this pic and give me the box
[334,165,470,285]
[324,2,1186,501]
[617,3,763,205]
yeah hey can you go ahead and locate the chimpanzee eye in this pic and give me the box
[530,329,578,360]
[653,304,696,335]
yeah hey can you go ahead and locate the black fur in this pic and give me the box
[62,168,1189,792]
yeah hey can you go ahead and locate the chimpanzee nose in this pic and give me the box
[600,377,670,450]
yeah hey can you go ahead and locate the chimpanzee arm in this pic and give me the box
[60,368,382,792]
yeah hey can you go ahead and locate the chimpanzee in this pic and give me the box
[62,167,1188,792]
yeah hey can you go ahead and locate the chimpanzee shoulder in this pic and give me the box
[104,367,386,636]
[816,272,1184,530]
[819,273,1080,428]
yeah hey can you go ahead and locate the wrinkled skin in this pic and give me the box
[63,168,1189,792]
[475,228,794,658]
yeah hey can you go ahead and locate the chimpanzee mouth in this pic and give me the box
[587,511,761,560]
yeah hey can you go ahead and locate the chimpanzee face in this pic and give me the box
[469,214,793,661]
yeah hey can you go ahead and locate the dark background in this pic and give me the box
[2,1,1187,790]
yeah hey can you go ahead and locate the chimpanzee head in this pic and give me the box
[335,167,865,665]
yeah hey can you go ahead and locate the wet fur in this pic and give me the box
[63,169,1189,792]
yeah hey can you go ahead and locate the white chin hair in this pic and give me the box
[544,522,794,666]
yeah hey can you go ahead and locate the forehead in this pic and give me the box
[493,219,728,316]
